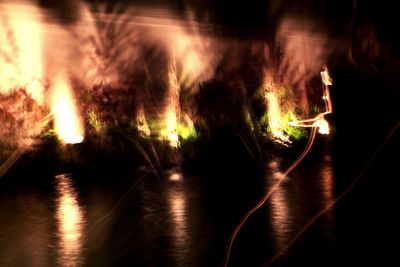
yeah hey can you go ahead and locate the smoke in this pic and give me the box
[275,15,330,113]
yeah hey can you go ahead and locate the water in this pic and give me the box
[0,128,398,267]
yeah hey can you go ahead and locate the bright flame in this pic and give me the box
[164,62,180,148]
[265,91,291,144]
[165,109,179,148]
[51,75,84,144]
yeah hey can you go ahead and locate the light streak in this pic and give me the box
[223,66,334,267]
[0,113,51,178]
[288,66,333,134]
[223,127,318,267]
[264,121,399,267]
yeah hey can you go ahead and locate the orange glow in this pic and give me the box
[174,34,206,83]
[51,75,84,144]
[166,176,188,256]
[165,109,179,148]
[315,118,330,135]
[165,21,215,86]
[225,67,334,266]
[169,172,182,182]
[288,66,333,134]
[136,109,151,137]
[268,160,292,247]
[321,66,333,114]
[262,70,297,145]
[0,2,44,105]
[265,91,291,144]
[55,174,84,266]
[164,63,180,148]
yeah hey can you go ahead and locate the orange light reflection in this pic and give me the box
[166,171,188,261]
[55,174,85,266]
[268,160,292,247]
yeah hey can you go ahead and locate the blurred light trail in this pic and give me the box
[264,121,400,267]
[50,75,84,144]
[288,66,333,134]
[224,67,333,267]
[0,113,51,178]
[223,127,318,267]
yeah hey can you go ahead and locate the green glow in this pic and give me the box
[87,110,107,133]
[148,119,197,142]
[177,123,197,140]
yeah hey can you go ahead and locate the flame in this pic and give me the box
[51,75,84,144]
[164,63,180,148]
[262,71,299,144]
[165,109,179,148]
[265,91,291,144]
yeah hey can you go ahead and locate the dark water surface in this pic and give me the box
[0,127,398,267]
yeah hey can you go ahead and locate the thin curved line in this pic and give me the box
[264,121,399,267]
[222,127,318,267]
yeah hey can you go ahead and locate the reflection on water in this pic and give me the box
[166,170,188,262]
[0,153,343,266]
[267,160,292,248]
[55,174,85,266]
[320,153,335,224]
[0,192,52,267]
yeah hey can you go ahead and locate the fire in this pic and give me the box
[265,91,291,144]
[165,109,179,148]
[51,75,84,144]
[262,71,300,144]
[163,62,180,148]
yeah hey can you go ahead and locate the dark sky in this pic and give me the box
[34,0,398,44]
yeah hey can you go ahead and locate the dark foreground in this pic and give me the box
[0,119,398,267]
